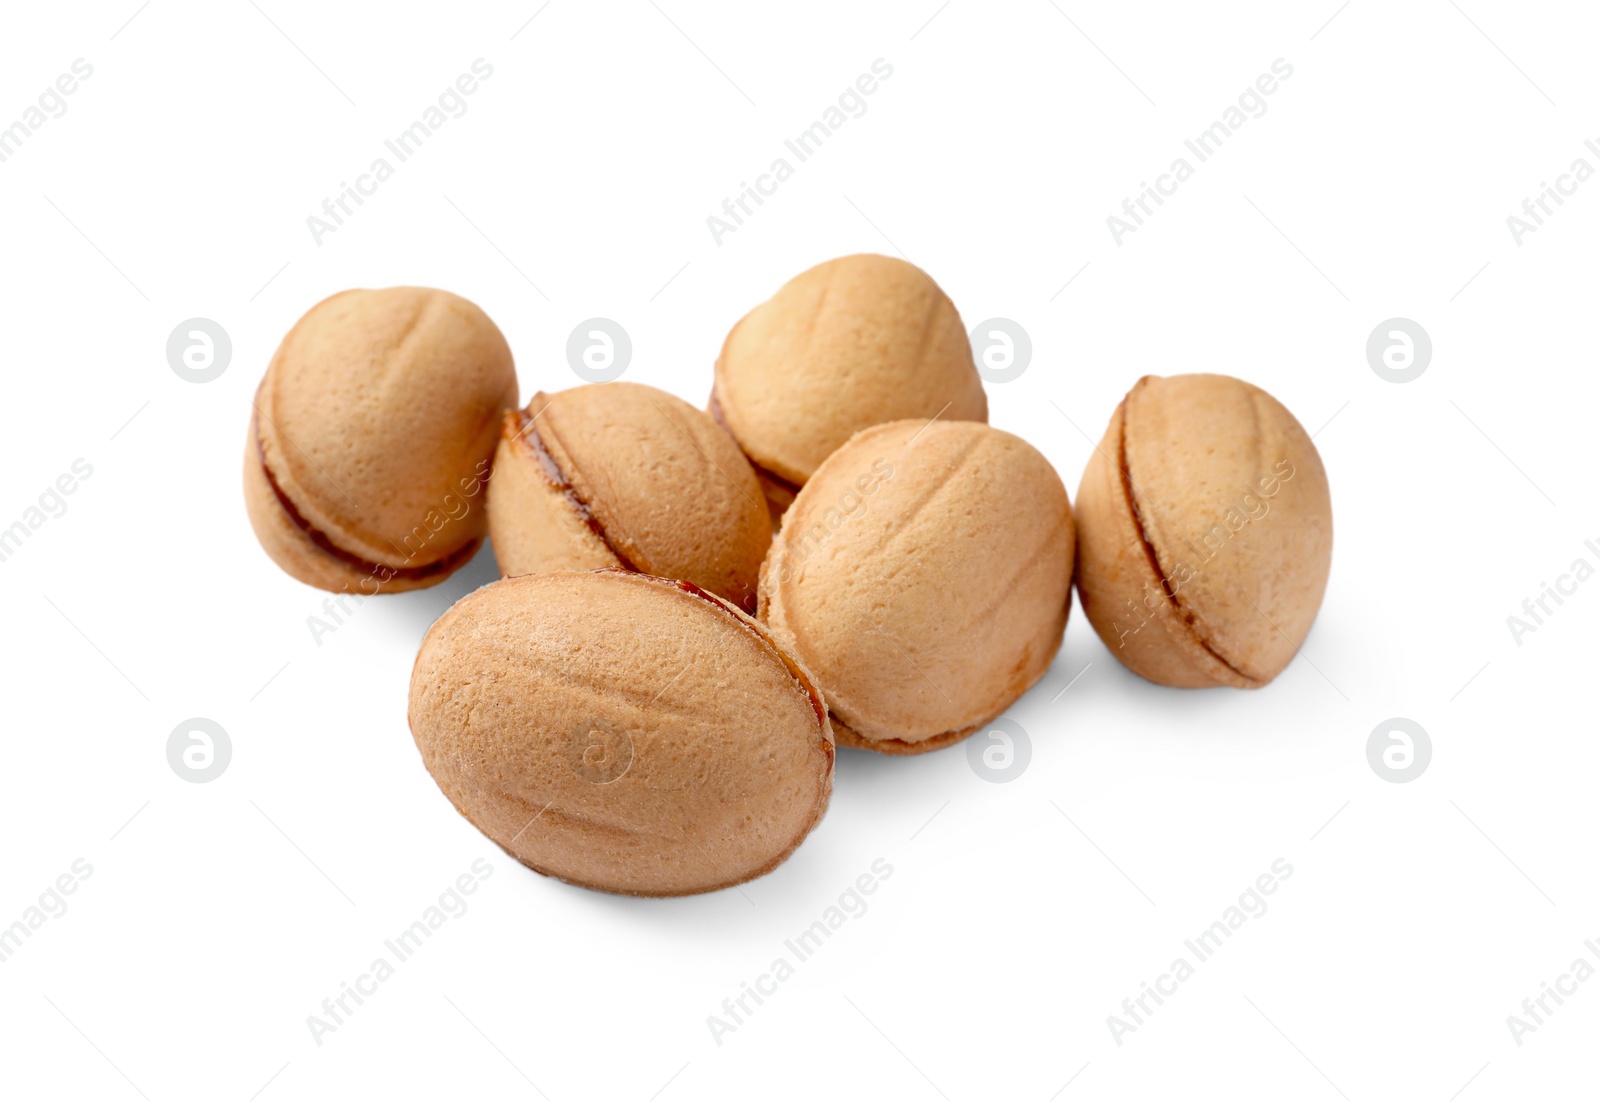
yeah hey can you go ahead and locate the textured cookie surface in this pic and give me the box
[760,420,1074,752]
[246,287,516,591]
[409,570,833,896]
[488,383,770,611]
[1074,373,1333,688]
[712,254,987,493]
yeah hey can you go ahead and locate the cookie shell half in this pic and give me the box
[409,570,834,897]
[759,419,1074,753]
[711,254,988,514]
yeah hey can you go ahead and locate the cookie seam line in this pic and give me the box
[253,403,478,581]
[512,407,642,575]
[830,706,973,751]
[707,390,805,494]
[1116,398,1259,685]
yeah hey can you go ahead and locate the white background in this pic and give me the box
[0,1,1594,1100]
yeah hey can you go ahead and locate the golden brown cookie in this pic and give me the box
[487,383,770,612]
[409,570,834,896]
[244,287,517,593]
[1074,373,1333,688]
[759,419,1074,753]
[711,254,988,520]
